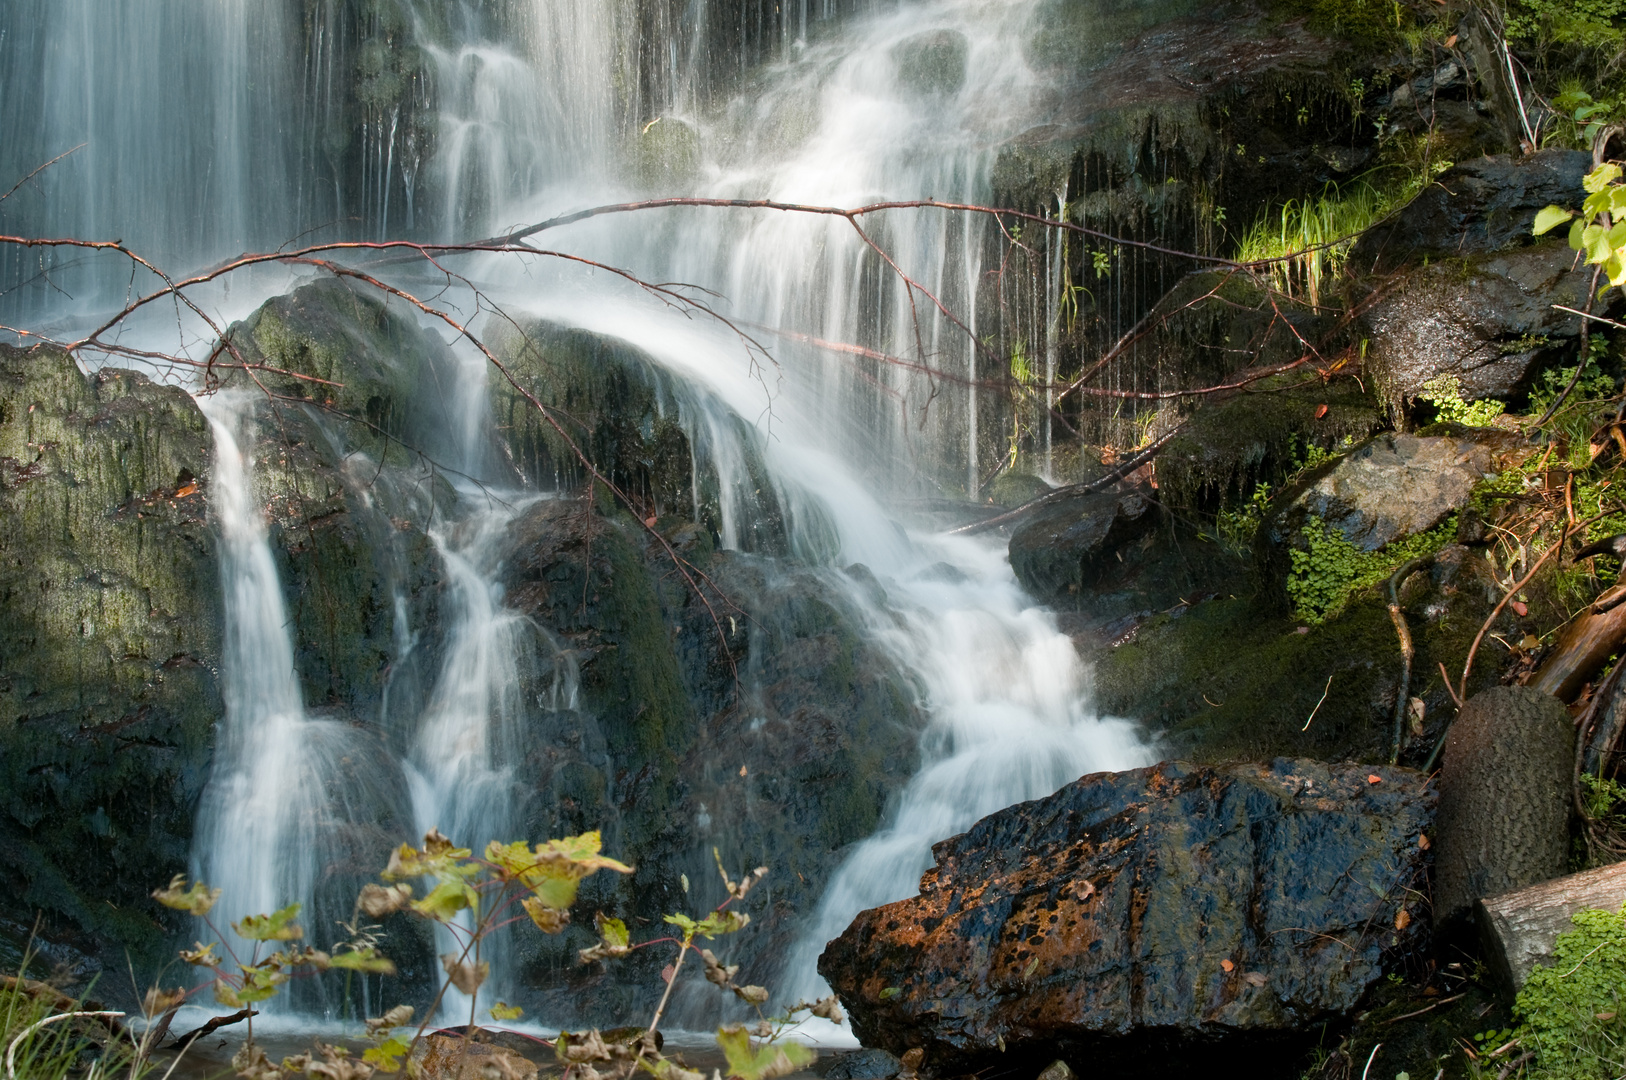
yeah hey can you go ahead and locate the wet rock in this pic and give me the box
[1433,685,1573,929]
[490,319,788,554]
[496,497,923,1023]
[824,1048,902,1080]
[986,471,1053,508]
[634,116,700,189]
[820,759,1434,1074]
[1359,241,1596,409]
[892,30,968,96]
[409,1034,539,1080]
[1352,150,1590,269]
[1262,432,1497,556]
[0,344,219,964]
[227,276,465,465]
[1007,487,1160,598]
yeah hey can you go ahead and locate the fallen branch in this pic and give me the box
[945,423,1187,537]
[1386,555,1436,763]
[166,1007,255,1050]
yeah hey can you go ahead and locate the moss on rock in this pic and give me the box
[0,344,220,967]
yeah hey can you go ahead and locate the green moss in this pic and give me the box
[1511,905,1626,1079]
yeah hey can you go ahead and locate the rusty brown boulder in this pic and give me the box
[818,759,1434,1075]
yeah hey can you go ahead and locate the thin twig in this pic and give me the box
[1303,674,1335,731]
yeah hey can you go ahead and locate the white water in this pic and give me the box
[7,0,1159,1018]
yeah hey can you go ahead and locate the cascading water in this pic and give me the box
[6,0,1161,1023]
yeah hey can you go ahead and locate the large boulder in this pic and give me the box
[1433,685,1574,929]
[1262,432,1500,556]
[1359,242,1596,410]
[820,759,1434,1076]
[1351,150,1591,269]
[1007,487,1160,598]
[0,344,219,968]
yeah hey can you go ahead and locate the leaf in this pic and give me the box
[487,832,634,911]
[330,947,397,974]
[412,879,477,923]
[878,987,901,1001]
[732,984,770,1005]
[700,948,739,988]
[1396,908,1413,930]
[692,910,750,939]
[152,875,221,916]
[1572,217,1588,251]
[1221,959,1235,973]
[234,902,304,942]
[440,953,489,995]
[1242,972,1269,988]
[366,1005,414,1035]
[522,896,570,934]
[363,1039,410,1075]
[179,941,218,967]
[489,1002,525,1021]
[1584,162,1622,194]
[236,966,289,1003]
[580,915,633,963]
[213,979,244,1009]
[358,883,413,919]
[143,987,187,1015]
[664,913,698,934]
[715,1024,815,1080]
[810,996,843,1025]
[1534,205,1575,235]
[644,1059,705,1080]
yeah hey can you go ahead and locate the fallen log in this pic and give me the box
[1476,860,1626,992]
[1527,583,1626,702]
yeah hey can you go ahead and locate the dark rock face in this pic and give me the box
[1433,686,1574,928]
[820,759,1434,1075]
[1008,488,1159,598]
[1352,150,1590,269]
[490,498,925,1022]
[1262,433,1496,555]
[0,344,220,968]
[1360,242,1595,409]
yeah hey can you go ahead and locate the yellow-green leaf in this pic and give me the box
[152,876,221,917]
[178,941,218,967]
[213,979,244,1009]
[363,1038,409,1074]
[329,947,397,974]
[1572,217,1588,251]
[234,903,304,942]
[693,910,750,939]
[412,880,477,923]
[489,1002,524,1022]
[1535,205,1575,235]
[1584,162,1622,193]
[716,1025,815,1080]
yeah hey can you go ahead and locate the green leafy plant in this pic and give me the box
[1287,515,1458,623]
[147,832,838,1080]
[1535,162,1626,287]
[1417,374,1507,427]
[1508,905,1626,1078]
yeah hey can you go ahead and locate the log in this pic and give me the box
[1527,584,1626,702]
[1476,860,1626,992]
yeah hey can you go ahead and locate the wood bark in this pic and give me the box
[1527,585,1626,702]
[1476,860,1626,992]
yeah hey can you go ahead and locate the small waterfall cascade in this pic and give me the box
[404,499,544,1022]
[191,392,343,1013]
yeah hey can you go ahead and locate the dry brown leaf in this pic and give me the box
[1220,959,1234,972]
[1395,908,1412,931]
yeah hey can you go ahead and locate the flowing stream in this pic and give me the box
[5,0,1158,1020]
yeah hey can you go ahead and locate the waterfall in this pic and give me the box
[7,0,1159,1021]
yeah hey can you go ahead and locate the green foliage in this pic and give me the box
[1216,483,1275,551]
[1529,354,1617,422]
[1508,0,1626,57]
[1270,0,1414,49]
[1287,514,1458,623]
[1536,162,1626,289]
[1417,374,1507,427]
[715,1025,815,1080]
[1512,905,1626,1078]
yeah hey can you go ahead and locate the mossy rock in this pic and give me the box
[1091,544,1502,763]
[633,117,701,190]
[490,319,790,554]
[987,470,1054,508]
[226,276,465,466]
[0,344,220,967]
[892,30,968,96]
[494,496,924,1024]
